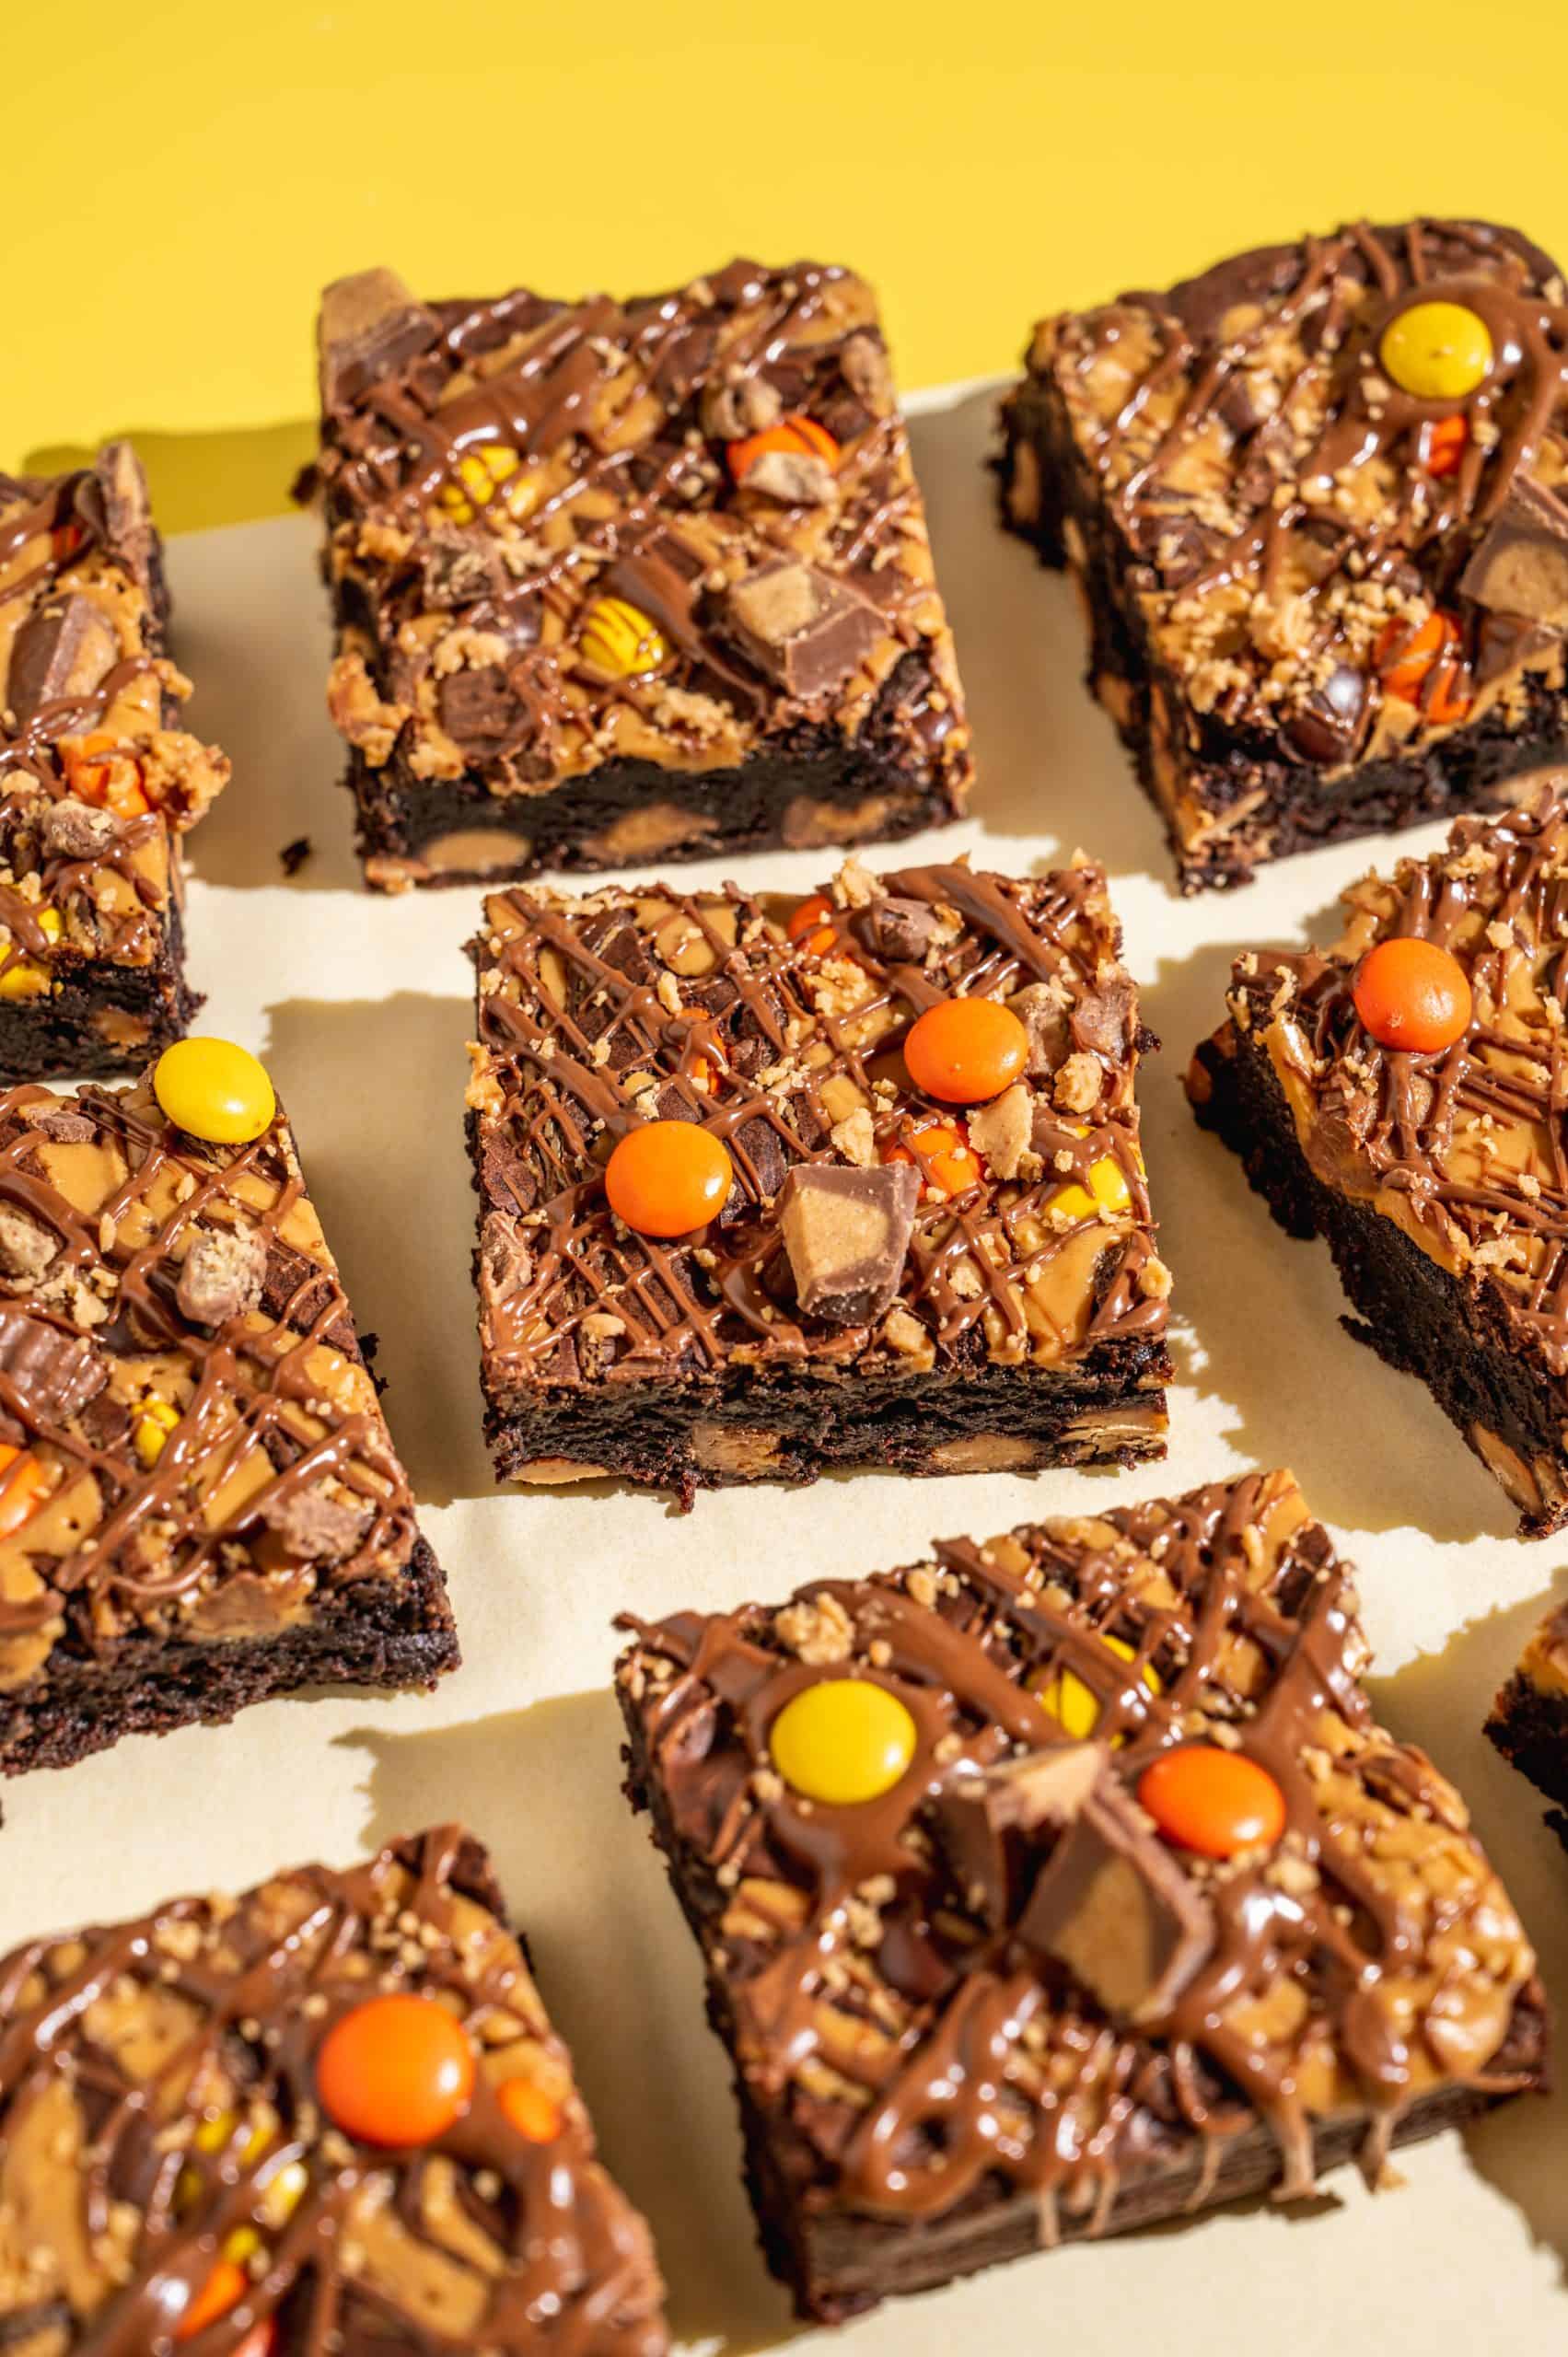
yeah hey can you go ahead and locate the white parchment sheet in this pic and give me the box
[2,384,1563,2355]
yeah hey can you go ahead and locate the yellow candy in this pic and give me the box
[769,1678,917,1806]
[154,1038,276,1145]
[579,597,670,681]
[223,2224,261,2265]
[1050,1152,1134,1225]
[258,2156,309,2227]
[435,444,536,526]
[1038,1635,1160,1742]
[1380,301,1493,402]
[133,1396,180,1469]
[0,907,63,1001]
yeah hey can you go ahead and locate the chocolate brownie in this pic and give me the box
[309,260,970,889]
[0,1044,457,1795]
[1487,1598,1568,1844]
[1000,216,1568,891]
[0,445,230,1073]
[466,854,1170,1504]
[0,1825,668,2352]
[615,1466,1547,2321]
[1189,773,1568,1535]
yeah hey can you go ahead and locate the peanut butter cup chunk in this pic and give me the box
[615,1468,1547,2321]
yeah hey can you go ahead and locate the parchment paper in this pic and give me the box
[2,383,1562,2354]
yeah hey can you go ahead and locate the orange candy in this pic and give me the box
[1374,610,1470,723]
[884,1119,982,1198]
[1137,1746,1286,1860]
[1423,415,1468,479]
[176,2258,248,2341]
[59,733,152,818]
[1352,936,1472,1054]
[499,2077,564,2143]
[726,413,841,484]
[786,893,837,958]
[316,1993,476,2149]
[0,1446,47,1540]
[903,998,1030,1106]
[605,1120,734,1238]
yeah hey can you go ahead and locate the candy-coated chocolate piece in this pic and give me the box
[154,1038,277,1145]
[578,595,670,679]
[904,997,1030,1105]
[176,2257,248,2340]
[0,907,63,1001]
[435,442,537,526]
[1380,300,1493,401]
[786,892,837,956]
[60,731,152,817]
[1037,1633,1159,1741]
[1353,936,1473,1054]
[1375,610,1470,722]
[0,1446,47,1539]
[1423,414,1469,478]
[884,1116,982,1198]
[1137,1745,1286,1858]
[605,1120,733,1237]
[1049,1152,1133,1225]
[499,2076,563,2142]
[769,1677,917,1805]
[726,413,840,483]
[316,1991,476,2148]
[133,1397,180,1469]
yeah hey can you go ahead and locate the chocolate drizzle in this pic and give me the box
[0,1827,668,2352]
[467,858,1167,1415]
[616,1469,1542,2237]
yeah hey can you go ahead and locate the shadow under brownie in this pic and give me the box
[1000,215,1568,891]
[0,444,231,1074]
[308,259,970,888]
[0,1824,668,2353]
[614,1468,1546,2323]
[1189,772,1568,1536]
[0,1041,457,1796]
[465,854,1171,1504]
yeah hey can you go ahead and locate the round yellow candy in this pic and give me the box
[154,1038,276,1144]
[1038,1635,1160,1742]
[1379,301,1493,402]
[769,1678,917,1805]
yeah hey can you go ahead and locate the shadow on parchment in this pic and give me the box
[23,420,314,540]
[1371,1582,1568,2280]
[262,991,493,1508]
[339,1691,798,2355]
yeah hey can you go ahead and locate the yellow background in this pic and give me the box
[14,0,1568,531]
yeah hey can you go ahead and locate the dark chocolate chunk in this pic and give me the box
[319,269,443,411]
[6,595,118,727]
[1461,475,1568,629]
[438,668,527,749]
[859,895,937,964]
[0,1306,105,1421]
[1284,662,1370,764]
[721,562,881,700]
[421,531,507,611]
[776,1162,919,1325]
[280,835,313,877]
[936,1742,1107,1928]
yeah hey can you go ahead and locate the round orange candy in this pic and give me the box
[1137,1746,1286,1860]
[0,1446,47,1540]
[176,2258,248,2341]
[1374,610,1469,721]
[786,893,838,958]
[904,998,1029,1106]
[499,2076,564,2142]
[1352,937,1472,1054]
[1423,415,1468,480]
[884,1119,982,1197]
[605,1120,733,1237]
[726,413,840,482]
[316,1992,476,2149]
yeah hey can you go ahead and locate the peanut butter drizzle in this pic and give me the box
[1044,216,1568,749]
[468,860,1166,1401]
[0,1828,667,2354]
[0,1072,421,1672]
[620,1473,1541,2233]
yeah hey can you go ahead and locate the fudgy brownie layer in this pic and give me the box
[0,1533,458,1789]
[489,1353,1167,1504]
[1487,1674,1568,1823]
[1189,1025,1568,1533]
[1002,383,1568,893]
[621,1689,1547,2323]
[347,651,955,889]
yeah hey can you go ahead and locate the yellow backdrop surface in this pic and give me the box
[13,0,1568,529]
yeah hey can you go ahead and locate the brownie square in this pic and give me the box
[466,854,1171,1504]
[310,260,971,889]
[0,445,230,1074]
[1188,773,1568,1535]
[615,1467,1548,2323]
[0,1825,668,2353]
[999,215,1568,891]
[0,1053,458,1792]
[1487,1599,1568,1846]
